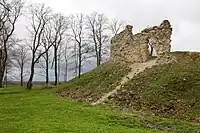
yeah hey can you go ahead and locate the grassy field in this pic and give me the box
[0,87,200,133]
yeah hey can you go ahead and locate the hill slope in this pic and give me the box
[92,59,157,105]
[59,52,200,122]
[59,61,131,102]
[108,52,200,122]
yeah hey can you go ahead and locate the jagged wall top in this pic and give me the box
[110,20,173,63]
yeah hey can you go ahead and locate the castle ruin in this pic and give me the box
[110,20,173,63]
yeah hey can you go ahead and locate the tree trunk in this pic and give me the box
[0,61,5,88]
[0,48,7,88]
[97,53,101,66]
[78,43,81,78]
[0,56,2,87]
[27,62,35,90]
[64,59,68,83]
[95,44,100,66]
[0,69,4,88]
[58,53,60,84]
[4,67,7,88]
[73,44,78,77]
[45,52,49,86]
[98,44,102,66]
[93,33,99,67]
[54,47,58,86]
[20,66,23,86]
[96,49,100,66]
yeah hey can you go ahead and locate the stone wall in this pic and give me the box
[110,20,173,63]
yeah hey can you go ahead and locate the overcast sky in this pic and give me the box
[12,0,200,81]
[16,0,200,51]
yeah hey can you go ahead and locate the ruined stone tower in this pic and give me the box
[110,20,173,63]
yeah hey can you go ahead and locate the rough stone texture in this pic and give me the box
[111,20,173,63]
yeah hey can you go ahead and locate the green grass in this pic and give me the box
[0,87,200,133]
[0,87,160,133]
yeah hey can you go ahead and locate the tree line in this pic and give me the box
[0,0,126,90]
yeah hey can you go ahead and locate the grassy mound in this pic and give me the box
[58,61,131,102]
[108,52,200,122]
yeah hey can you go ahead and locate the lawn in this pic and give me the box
[0,87,199,133]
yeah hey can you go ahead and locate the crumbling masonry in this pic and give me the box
[110,20,173,63]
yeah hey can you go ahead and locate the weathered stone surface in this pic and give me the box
[111,20,173,63]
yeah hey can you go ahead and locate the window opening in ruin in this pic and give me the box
[148,42,157,57]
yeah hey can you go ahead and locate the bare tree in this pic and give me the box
[26,4,52,90]
[69,14,85,78]
[51,14,68,86]
[63,44,69,82]
[11,43,30,86]
[0,0,24,87]
[57,42,64,83]
[86,12,109,66]
[39,25,54,86]
[70,42,78,77]
[62,38,73,82]
[1,37,19,87]
[109,19,125,37]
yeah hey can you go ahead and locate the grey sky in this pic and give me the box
[11,0,200,81]
[15,0,200,51]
